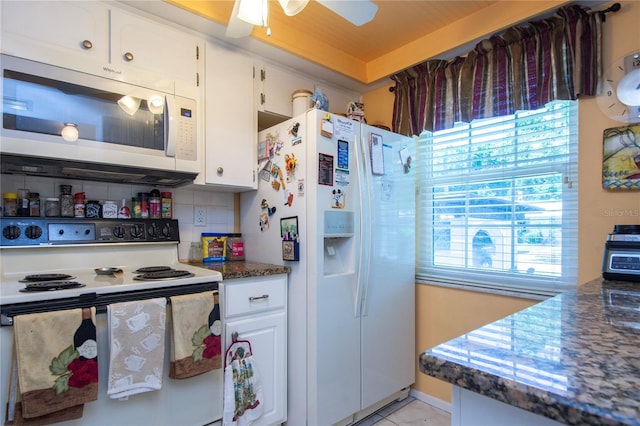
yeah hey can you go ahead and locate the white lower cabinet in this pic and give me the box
[221,275,287,426]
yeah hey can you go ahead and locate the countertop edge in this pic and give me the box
[183,261,291,280]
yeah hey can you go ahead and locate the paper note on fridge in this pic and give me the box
[334,117,356,141]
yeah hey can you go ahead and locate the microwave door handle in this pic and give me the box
[164,95,177,157]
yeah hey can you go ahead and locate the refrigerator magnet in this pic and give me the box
[318,153,334,186]
[332,189,345,209]
[399,147,412,174]
[321,116,333,138]
[370,133,384,175]
[337,140,349,170]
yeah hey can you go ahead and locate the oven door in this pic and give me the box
[0,285,223,426]
[1,54,198,174]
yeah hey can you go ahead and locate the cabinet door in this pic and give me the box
[203,42,257,190]
[1,1,109,69]
[257,64,315,117]
[226,312,287,426]
[110,8,202,88]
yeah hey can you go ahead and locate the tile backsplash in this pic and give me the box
[1,174,235,261]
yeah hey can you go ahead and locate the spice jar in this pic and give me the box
[59,185,74,217]
[45,197,60,217]
[138,192,149,218]
[85,200,101,218]
[149,189,161,219]
[3,192,18,217]
[161,192,172,219]
[131,196,142,218]
[29,193,41,217]
[74,192,86,218]
[17,188,30,217]
[102,200,118,218]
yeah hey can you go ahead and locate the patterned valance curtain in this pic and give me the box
[391,4,603,136]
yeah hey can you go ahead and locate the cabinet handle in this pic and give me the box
[249,294,269,302]
[82,40,93,50]
[217,167,224,175]
[124,52,134,62]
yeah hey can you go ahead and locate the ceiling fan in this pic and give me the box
[225,0,378,38]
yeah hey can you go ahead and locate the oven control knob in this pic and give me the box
[2,225,21,240]
[112,225,125,239]
[147,223,158,238]
[162,223,172,238]
[25,225,43,240]
[131,224,145,239]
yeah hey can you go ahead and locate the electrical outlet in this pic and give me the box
[194,206,207,226]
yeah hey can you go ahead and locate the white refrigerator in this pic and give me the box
[241,108,415,425]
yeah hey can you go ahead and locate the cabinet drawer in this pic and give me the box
[224,276,286,317]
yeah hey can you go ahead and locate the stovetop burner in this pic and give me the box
[20,273,75,283]
[134,270,195,281]
[19,281,86,292]
[135,266,173,274]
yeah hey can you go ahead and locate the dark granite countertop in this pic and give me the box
[184,261,290,280]
[419,278,640,426]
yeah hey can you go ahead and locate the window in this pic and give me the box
[416,101,578,297]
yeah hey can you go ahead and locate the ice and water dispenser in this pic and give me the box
[323,210,355,275]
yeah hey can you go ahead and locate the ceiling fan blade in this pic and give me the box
[226,0,254,38]
[316,0,378,26]
[278,0,310,16]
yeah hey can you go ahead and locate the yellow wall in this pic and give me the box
[363,2,640,403]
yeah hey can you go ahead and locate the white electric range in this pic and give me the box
[0,218,223,426]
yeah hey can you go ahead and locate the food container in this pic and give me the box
[29,192,40,217]
[17,188,29,217]
[85,200,101,218]
[149,189,161,219]
[3,192,18,217]
[161,192,172,219]
[45,198,60,217]
[59,184,74,217]
[226,233,245,261]
[74,192,86,218]
[291,89,313,116]
[102,200,118,218]
[202,233,227,262]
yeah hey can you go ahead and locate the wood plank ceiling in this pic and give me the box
[166,0,569,84]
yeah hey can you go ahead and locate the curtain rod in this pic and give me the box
[597,2,621,22]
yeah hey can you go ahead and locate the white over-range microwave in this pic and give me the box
[1,54,199,186]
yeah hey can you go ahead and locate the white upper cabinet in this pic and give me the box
[256,63,315,117]
[1,1,109,67]
[110,9,202,89]
[200,42,257,191]
[1,1,203,92]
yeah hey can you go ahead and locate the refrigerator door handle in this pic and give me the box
[354,131,373,318]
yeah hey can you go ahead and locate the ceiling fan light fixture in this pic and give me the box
[237,0,268,27]
[278,0,309,16]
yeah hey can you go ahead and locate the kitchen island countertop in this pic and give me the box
[185,261,290,280]
[419,278,640,426]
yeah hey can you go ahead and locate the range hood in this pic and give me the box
[0,154,198,187]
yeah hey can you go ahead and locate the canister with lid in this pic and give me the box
[138,192,149,218]
[3,192,18,217]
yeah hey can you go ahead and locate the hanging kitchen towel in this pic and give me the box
[7,308,98,423]
[169,291,222,379]
[222,342,264,426]
[107,298,167,400]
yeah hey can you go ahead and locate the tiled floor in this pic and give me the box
[354,397,451,426]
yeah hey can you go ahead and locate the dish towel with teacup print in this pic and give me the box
[6,308,98,425]
[169,291,222,379]
[107,298,167,400]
